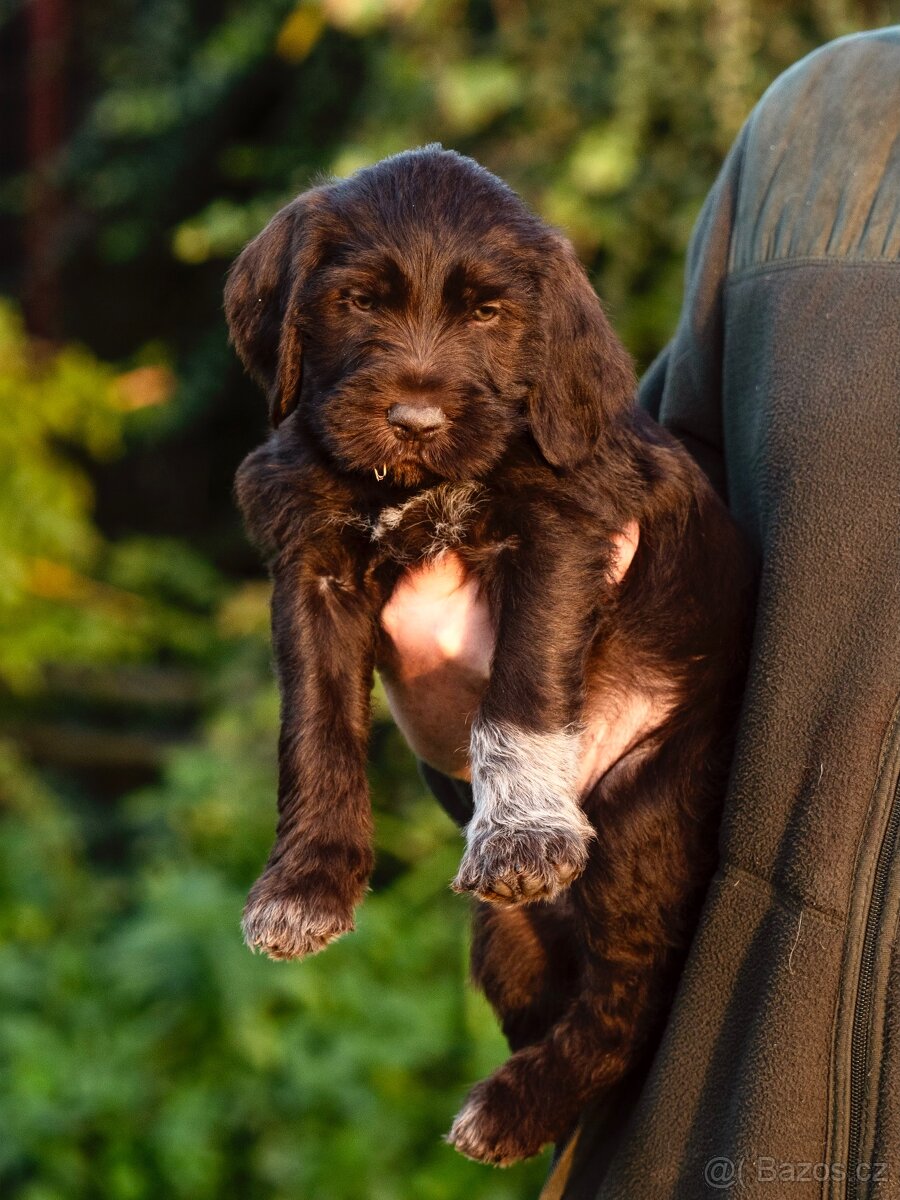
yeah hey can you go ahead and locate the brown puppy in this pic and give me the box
[226,146,753,1165]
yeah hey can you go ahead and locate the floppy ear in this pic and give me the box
[224,191,323,427]
[528,235,636,468]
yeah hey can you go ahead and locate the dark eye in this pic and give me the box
[471,302,500,323]
[348,292,376,311]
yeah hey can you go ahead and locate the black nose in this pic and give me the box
[386,402,446,437]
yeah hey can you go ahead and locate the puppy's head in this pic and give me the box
[226,146,634,485]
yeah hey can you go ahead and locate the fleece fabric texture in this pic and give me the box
[423,28,900,1200]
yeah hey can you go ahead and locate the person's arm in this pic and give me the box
[636,124,752,503]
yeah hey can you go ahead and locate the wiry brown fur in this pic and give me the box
[226,146,753,1164]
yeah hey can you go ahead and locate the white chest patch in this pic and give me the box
[344,481,485,560]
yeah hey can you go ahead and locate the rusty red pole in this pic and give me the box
[24,0,68,339]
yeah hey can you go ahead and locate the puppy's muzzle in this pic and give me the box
[387,401,446,440]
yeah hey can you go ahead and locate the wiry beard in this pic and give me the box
[312,383,527,488]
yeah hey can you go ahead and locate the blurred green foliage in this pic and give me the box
[1,1,894,1196]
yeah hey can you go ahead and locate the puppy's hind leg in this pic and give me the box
[470,898,581,1052]
[450,735,719,1164]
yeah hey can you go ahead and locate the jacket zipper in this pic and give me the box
[845,768,900,1198]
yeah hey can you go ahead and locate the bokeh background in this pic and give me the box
[0,2,896,1197]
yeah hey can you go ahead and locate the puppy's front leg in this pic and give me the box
[454,518,611,905]
[243,538,379,960]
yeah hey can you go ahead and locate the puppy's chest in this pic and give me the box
[341,481,499,564]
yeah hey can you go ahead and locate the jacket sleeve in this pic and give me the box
[637,123,750,503]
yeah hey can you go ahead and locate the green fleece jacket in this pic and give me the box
[535,28,900,1200]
